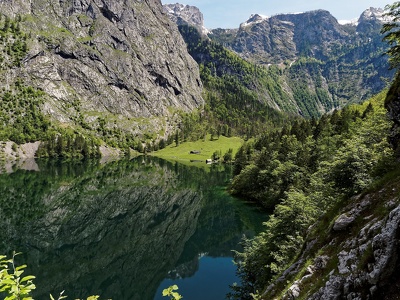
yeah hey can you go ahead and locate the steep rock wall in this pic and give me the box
[263,177,400,300]
[0,0,204,137]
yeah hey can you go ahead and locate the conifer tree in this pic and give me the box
[382,2,400,69]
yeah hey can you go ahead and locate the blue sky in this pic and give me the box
[162,0,392,29]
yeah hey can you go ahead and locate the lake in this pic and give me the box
[0,157,266,300]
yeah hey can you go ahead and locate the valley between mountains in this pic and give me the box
[1,1,400,299]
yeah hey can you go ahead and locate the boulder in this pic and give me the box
[333,213,356,231]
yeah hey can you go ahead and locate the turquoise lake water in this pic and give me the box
[0,157,266,299]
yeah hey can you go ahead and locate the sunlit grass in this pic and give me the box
[150,135,244,164]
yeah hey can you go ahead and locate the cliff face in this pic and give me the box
[230,10,350,64]
[0,0,204,137]
[163,3,208,35]
[263,176,400,300]
[209,8,386,65]
[357,7,392,35]
[166,6,394,116]
[232,14,297,63]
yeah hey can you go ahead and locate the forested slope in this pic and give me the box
[0,0,204,158]
[210,8,393,115]
[228,3,400,298]
[229,89,400,299]
[177,25,289,140]
[168,6,394,118]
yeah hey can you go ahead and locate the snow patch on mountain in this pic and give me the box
[338,18,359,26]
[359,7,392,23]
[163,3,209,35]
[240,14,268,28]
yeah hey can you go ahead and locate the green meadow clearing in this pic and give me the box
[150,135,244,165]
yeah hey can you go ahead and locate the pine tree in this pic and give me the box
[382,2,400,69]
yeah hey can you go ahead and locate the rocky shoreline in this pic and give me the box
[0,141,126,173]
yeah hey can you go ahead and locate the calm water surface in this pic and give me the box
[0,157,266,300]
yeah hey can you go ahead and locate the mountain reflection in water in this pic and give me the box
[0,157,266,300]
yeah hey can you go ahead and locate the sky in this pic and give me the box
[162,0,392,29]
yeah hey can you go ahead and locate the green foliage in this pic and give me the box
[0,252,36,300]
[50,291,67,300]
[223,148,233,163]
[212,150,221,161]
[0,253,105,300]
[230,91,394,297]
[0,15,28,68]
[178,25,288,138]
[175,130,180,147]
[0,78,101,158]
[162,285,182,300]
[36,132,101,159]
[231,121,313,209]
[0,81,50,144]
[384,71,400,157]
[93,115,145,152]
[382,2,400,69]
[382,3,400,157]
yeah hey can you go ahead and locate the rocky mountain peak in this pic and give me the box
[239,14,268,29]
[275,9,341,29]
[357,6,389,35]
[163,3,208,35]
[0,0,204,139]
[359,7,390,23]
[180,4,392,117]
[227,9,348,64]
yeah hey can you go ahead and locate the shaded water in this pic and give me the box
[0,157,266,299]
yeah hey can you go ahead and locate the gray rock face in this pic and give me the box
[275,10,349,61]
[211,9,351,64]
[232,14,297,64]
[0,0,204,137]
[311,275,345,300]
[309,204,400,299]
[333,213,356,231]
[163,3,208,35]
[333,196,371,231]
[283,282,301,299]
[310,205,400,299]
[369,206,400,285]
[264,183,400,300]
[210,8,386,64]
[357,7,392,35]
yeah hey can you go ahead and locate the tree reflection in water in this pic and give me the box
[0,157,266,300]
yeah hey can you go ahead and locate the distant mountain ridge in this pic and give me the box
[165,4,394,116]
[163,3,209,35]
[209,7,387,64]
